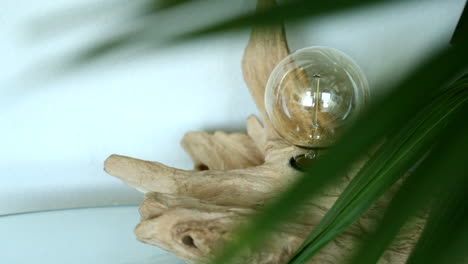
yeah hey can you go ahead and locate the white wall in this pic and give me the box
[0,0,464,215]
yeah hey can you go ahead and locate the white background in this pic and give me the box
[1,0,465,215]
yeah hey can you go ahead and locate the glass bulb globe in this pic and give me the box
[265,46,370,148]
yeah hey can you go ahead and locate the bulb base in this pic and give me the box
[289,153,317,172]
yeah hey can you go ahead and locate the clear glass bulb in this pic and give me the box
[265,46,370,149]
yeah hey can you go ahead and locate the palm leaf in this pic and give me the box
[288,74,468,263]
[451,2,468,45]
[405,122,468,264]
[206,35,468,264]
[180,0,393,39]
[348,103,468,264]
[41,0,404,65]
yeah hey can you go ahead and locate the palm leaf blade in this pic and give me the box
[289,74,468,263]
[207,36,468,264]
[344,76,468,264]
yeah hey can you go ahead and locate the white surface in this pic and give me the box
[0,206,183,264]
[0,0,465,215]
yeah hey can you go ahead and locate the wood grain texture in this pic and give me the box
[104,0,423,263]
[242,0,290,141]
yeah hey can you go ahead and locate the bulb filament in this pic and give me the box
[313,74,321,127]
[307,73,322,146]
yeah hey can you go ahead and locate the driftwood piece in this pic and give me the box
[104,0,424,263]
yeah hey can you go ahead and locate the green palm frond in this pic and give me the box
[348,103,468,264]
[35,0,401,65]
[291,74,468,264]
[207,37,468,264]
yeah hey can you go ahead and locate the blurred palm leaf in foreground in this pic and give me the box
[208,40,468,264]
[34,0,412,65]
[38,0,468,263]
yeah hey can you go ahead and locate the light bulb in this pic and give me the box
[265,46,370,149]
